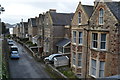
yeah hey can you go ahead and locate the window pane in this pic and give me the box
[79,12,81,17]
[91,59,96,76]
[101,34,106,41]
[73,53,76,65]
[99,8,104,24]
[101,42,106,49]
[100,61,105,70]
[78,53,82,67]
[101,33,106,49]
[73,31,76,43]
[99,70,104,77]
[79,32,83,44]
[99,61,105,77]
[92,33,98,48]
[78,12,81,24]
[92,68,96,76]
[92,33,98,40]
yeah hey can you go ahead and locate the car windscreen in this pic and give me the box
[12,52,18,54]
[11,48,18,51]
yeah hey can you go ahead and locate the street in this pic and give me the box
[9,41,51,79]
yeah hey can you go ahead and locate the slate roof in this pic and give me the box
[23,22,28,27]
[50,12,74,26]
[56,38,71,47]
[30,18,37,27]
[106,2,120,21]
[100,75,120,79]
[82,5,94,18]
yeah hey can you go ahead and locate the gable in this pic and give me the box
[71,2,93,26]
[90,2,118,26]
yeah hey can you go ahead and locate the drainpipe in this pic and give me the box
[84,22,90,79]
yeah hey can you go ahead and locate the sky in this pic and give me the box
[0,0,120,24]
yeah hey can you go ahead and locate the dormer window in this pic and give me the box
[99,8,104,25]
[78,12,81,25]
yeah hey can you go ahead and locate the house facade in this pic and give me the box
[71,0,120,78]
[88,1,120,78]
[28,18,38,41]
[71,2,94,78]
[43,9,74,56]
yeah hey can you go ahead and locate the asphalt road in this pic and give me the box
[9,41,51,79]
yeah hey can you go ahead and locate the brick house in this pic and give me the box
[37,14,45,48]
[71,0,120,78]
[43,9,74,56]
[71,2,94,78]
[15,23,20,38]
[22,22,28,38]
[28,18,38,42]
[88,0,120,78]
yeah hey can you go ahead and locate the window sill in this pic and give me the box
[100,49,107,51]
[78,44,83,46]
[78,66,82,68]
[91,48,107,52]
[89,74,96,78]
[72,43,76,45]
[72,64,76,68]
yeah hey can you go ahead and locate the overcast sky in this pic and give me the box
[0,0,120,24]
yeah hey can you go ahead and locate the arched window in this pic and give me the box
[78,12,81,24]
[99,8,104,25]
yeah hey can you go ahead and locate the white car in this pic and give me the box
[11,51,20,59]
[44,53,63,63]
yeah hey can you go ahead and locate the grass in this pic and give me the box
[57,66,78,78]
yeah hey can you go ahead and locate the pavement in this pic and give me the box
[0,38,2,79]
[9,40,51,79]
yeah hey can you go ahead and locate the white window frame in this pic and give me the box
[91,59,97,77]
[99,8,104,25]
[99,61,105,77]
[89,57,105,78]
[78,32,83,45]
[72,31,76,44]
[72,52,76,66]
[78,53,82,68]
[100,33,106,50]
[92,33,98,49]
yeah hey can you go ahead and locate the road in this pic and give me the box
[9,41,51,79]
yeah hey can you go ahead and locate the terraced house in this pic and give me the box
[28,18,38,42]
[71,0,120,78]
[43,9,74,56]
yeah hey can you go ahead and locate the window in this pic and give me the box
[78,12,81,24]
[91,59,97,76]
[73,31,76,43]
[92,33,98,48]
[99,8,104,25]
[78,53,82,67]
[58,47,63,53]
[73,52,76,65]
[99,61,105,77]
[100,34,106,49]
[79,32,83,45]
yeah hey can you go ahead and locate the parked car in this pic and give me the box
[44,53,63,64]
[8,40,14,46]
[11,46,18,51]
[11,51,20,59]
